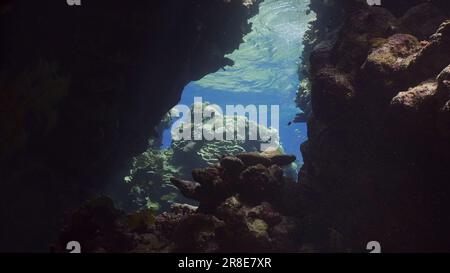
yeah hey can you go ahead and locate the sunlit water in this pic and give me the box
[163,0,314,164]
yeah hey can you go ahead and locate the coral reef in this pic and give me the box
[121,102,293,214]
[122,140,185,212]
[170,102,280,167]
[55,152,300,253]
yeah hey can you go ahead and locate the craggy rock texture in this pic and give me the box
[299,2,450,251]
[55,152,300,253]
[0,0,260,251]
[296,0,450,121]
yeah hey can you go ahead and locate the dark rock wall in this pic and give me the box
[299,1,450,251]
[297,0,450,118]
[0,0,260,252]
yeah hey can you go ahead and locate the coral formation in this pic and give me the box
[122,102,294,213]
[171,102,280,167]
[123,140,185,212]
[56,152,300,253]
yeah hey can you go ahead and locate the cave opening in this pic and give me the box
[122,0,315,212]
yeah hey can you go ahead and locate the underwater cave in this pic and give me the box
[1,0,450,254]
[121,0,314,213]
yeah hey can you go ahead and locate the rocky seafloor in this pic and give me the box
[54,152,301,252]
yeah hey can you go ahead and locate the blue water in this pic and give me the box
[161,0,314,164]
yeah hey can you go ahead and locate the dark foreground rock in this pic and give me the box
[55,153,301,253]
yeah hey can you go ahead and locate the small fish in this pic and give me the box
[182,141,197,152]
